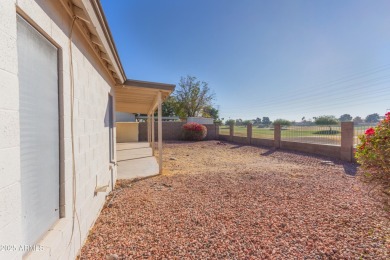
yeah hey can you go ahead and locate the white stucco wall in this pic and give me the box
[0,1,118,259]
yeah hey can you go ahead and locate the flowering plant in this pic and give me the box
[182,122,207,141]
[355,112,390,190]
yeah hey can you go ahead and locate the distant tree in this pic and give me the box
[301,116,306,122]
[273,119,292,126]
[365,113,380,123]
[339,114,352,122]
[315,115,339,131]
[161,96,178,117]
[353,116,364,124]
[313,116,338,133]
[174,75,215,117]
[235,118,243,126]
[242,120,252,127]
[225,119,235,126]
[262,117,271,125]
[253,117,262,125]
[214,119,222,126]
[315,115,339,125]
[202,105,219,119]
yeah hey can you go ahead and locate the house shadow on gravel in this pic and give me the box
[260,149,276,156]
[230,144,246,149]
[342,163,359,176]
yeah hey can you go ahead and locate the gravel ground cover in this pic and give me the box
[80,141,389,259]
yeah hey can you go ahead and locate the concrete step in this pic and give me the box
[117,156,159,180]
[116,142,150,150]
[117,147,153,161]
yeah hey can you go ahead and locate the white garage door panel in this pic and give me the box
[17,15,59,245]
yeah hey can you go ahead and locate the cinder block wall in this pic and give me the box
[0,1,117,259]
[139,122,218,141]
[219,123,355,161]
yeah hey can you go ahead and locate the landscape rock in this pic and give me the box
[80,141,390,259]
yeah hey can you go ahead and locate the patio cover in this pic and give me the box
[114,79,175,174]
[115,79,175,114]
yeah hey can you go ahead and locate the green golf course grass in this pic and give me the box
[219,125,374,145]
[220,126,341,138]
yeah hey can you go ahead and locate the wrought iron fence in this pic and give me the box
[353,124,378,147]
[281,125,341,145]
[219,126,230,135]
[233,126,247,137]
[251,125,274,140]
[219,122,380,147]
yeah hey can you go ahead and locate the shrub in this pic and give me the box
[182,122,207,141]
[355,112,390,196]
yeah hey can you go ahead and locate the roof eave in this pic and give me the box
[60,0,126,83]
[123,79,176,93]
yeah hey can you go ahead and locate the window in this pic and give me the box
[17,15,60,245]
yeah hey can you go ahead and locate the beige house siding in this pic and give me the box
[0,0,118,259]
[116,122,139,143]
[138,122,219,141]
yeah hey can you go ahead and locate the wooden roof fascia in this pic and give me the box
[59,0,125,84]
[123,79,175,92]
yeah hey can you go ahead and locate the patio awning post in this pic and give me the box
[151,112,155,155]
[147,114,151,145]
[158,91,162,174]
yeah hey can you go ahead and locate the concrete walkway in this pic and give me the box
[116,142,159,179]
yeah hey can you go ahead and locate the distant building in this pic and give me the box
[187,117,215,125]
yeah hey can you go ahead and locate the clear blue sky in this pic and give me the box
[101,0,390,121]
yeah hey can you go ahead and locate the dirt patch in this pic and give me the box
[80,141,389,259]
